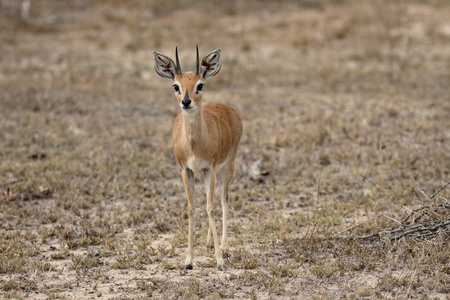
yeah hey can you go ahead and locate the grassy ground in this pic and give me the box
[1,0,449,299]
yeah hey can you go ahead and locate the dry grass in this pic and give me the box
[1,0,449,299]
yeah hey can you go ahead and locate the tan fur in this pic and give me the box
[173,100,242,168]
[152,48,242,270]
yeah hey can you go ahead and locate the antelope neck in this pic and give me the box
[182,107,207,145]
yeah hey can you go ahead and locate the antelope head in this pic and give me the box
[153,46,222,112]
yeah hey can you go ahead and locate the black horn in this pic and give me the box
[195,45,199,75]
[175,47,182,75]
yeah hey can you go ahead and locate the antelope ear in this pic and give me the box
[200,49,221,80]
[153,51,177,79]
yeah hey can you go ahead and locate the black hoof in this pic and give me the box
[185,264,193,270]
[218,265,227,271]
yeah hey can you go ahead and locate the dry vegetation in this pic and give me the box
[1,0,449,299]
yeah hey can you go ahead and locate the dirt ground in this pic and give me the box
[0,0,449,299]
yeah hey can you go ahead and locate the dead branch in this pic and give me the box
[430,181,450,199]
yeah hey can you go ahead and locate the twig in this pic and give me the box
[336,214,404,239]
[74,156,109,204]
[351,219,450,241]
[430,181,450,199]
[381,145,423,203]
[383,215,402,225]
[344,147,450,242]
[360,175,383,193]
[360,174,409,214]
[389,220,450,240]
[335,215,382,236]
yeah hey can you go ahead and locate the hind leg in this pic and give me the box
[220,185,230,255]
[219,161,235,255]
[206,224,213,248]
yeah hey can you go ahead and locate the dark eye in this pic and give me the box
[173,84,180,94]
[196,83,204,93]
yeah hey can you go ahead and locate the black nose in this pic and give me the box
[182,98,191,107]
[182,90,191,108]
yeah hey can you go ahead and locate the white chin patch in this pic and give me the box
[181,105,196,111]
[182,105,197,122]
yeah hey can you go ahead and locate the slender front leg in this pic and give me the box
[205,168,213,249]
[182,167,195,269]
[219,162,234,256]
[204,166,225,270]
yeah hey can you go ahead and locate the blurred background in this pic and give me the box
[1,0,449,192]
[0,0,449,297]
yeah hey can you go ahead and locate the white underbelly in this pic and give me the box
[186,155,228,175]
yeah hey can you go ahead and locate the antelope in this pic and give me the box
[152,46,243,270]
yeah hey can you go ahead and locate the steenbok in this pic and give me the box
[153,46,242,270]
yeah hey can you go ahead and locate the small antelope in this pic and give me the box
[153,46,243,270]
